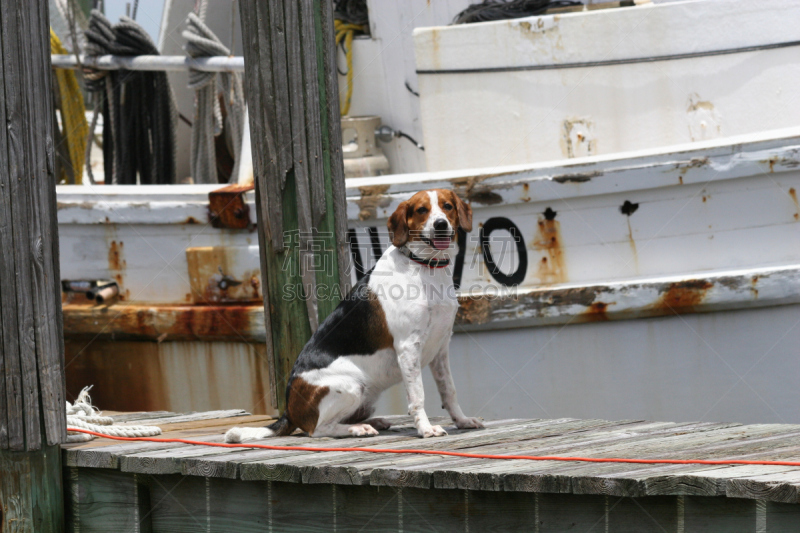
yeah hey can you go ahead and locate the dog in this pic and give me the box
[225,188,483,442]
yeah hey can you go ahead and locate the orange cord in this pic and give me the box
[69,428,800,467]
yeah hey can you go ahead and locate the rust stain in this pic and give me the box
[655,280,713,312]
[789,188,799,221]
[176,305,256,339]
[431,28,440,69]
[208,183,254,230]
[456,296,493,325]
[515,17,556,44]
[627,219,639,273]
[450,175,487,204]
[62,303,264,342]
[65,339,167,412]
[108,240,126,295]
[108,240,125,271]
[186,247,262,303]
[64,339,274,414]
[355,184,391,221]
[583,301,611,321]
[521,182,531,202]
[751,275,759,298]
[532,217,567,285]
[185,216,199,224]
[546,286,603,308]
[676,157,709,182]
[57,200,95,210]
[560,118,596,159]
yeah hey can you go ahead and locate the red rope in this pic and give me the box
[68,428,800,467]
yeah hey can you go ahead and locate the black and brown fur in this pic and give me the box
[264,269,394,436]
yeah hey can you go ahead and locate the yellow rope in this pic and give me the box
[334,20,364,116]
[50,28,88,184]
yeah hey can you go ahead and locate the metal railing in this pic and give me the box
[51,54,245,72]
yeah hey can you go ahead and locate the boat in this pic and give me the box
[54,0,800,424]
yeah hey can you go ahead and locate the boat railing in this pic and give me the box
[50,54,244,72]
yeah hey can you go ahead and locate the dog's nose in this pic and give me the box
[433,219,449,232]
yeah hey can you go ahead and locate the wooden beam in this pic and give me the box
[0,0,66,530]
[239,0,349,411]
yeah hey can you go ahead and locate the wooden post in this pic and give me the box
[239,0,349,411]
[0,0,67,531]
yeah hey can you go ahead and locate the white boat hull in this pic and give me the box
[415,0,800,171]
[56,128,800,422]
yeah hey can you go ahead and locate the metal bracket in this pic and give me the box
[208,183,255,230]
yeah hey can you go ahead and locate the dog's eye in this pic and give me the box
[443,203,453,211]
[416,207,428,215]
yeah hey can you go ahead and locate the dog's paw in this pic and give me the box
[455,417,484,430]
[225,427,272,443]
[419,425,448,438]
[364,417,392,431]
[348,423,379,437]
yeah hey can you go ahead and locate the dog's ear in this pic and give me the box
[388,201,410,247]
[454,192,473,232]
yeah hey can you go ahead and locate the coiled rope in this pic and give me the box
[183,12,246,184]
[50,29,88,185]
[453,0,583,24]
[84,10,178,184]
[66,387,161,443]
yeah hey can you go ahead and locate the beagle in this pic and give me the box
[226,189,483,441]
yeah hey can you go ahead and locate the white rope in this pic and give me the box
[66,386,162,443]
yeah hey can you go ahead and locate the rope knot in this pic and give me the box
[66,385,162,443]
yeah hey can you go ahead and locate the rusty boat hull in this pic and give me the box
[56,127,800,423]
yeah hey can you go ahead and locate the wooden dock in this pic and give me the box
[63,411,800,531]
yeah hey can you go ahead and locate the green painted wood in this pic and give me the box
[684,496,757,532]
[148,475,208,533]
[537,493,607,532]
[607,496,679,532]
[207,477,271,533]
[313,0,351,306]
[64,467,151,533]
[766,501,800,532]
[63,465,800,532]
[0,446,63,533]
[240,0,348,412]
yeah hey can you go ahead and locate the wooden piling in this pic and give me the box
[239,0,349,411]
[0,0,67,530]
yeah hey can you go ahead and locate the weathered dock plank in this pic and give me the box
[63,411,800,531]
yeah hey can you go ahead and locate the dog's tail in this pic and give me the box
[224,414,296,443]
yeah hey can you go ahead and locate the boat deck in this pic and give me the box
[63,411,800,531]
